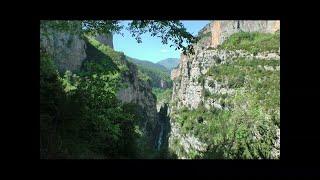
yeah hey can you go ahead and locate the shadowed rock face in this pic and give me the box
[95,33,113,49]
[40,21,87,73]
[156,103,171,152]
[115,60,164,152]
[116,62,158,130]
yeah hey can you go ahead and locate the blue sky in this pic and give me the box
[113,20,210,63]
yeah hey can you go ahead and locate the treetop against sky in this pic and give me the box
[113,20,210,63]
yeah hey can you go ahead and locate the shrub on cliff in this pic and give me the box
[40,40,151,158]
[152,88,172,104]
[219,31,280,54]
[172,56,279,159]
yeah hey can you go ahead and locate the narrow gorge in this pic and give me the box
[40,20,280,159]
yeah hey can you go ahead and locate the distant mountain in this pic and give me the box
[156,58,180,71]
[126,56,172,89]
[126,56,169,72]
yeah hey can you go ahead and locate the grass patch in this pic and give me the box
[206,58,279,89]
[84,35,128,73]
[219,31,280,54]
[197,75,206,86]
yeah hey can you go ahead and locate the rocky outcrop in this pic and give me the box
[198,23,211,35]
[195,20,280,48]
[40,21,87,73]
[117,61,158,134]
[169,120,207,158]
[171,20,280,111]
[168,20,280,159]
[210,20,280,48]
[169,48,280,158]
[160,79,168,89]
[171,48,280,110]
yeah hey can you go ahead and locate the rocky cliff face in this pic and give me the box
[95,33,114,49]
[116,61,159,139]
[171,48,280,110]
[168,20,280,159]
[40,21,87,73]
[171,20,280,111]
[195,20,280,49]
[169,49,280,158]
[210,20,280,48]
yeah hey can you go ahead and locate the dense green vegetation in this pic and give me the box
[40,31,159,158]
[138,66,172,88]
[42,58,121,159]
[172,55,280,159]
[152,88,173,104]
[83,36,124,72]
[127,56,172,88]
[206,58,279,89]
[127,56,168,72]
[218,31,280,54]
[40,20,201,159]
[40,52,138,158]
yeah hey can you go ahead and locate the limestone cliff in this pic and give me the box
[40,20,87,73]
[210,20,280,48]
[116,60,159,146]
[196,20,280,49]
[171,48,280,110]
[168,20,280,159]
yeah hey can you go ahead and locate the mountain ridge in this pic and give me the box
[126,56,168,70]
[126,55,172,89]
[156,58,180,71]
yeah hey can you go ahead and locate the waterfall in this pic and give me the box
[157,124,164,150]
